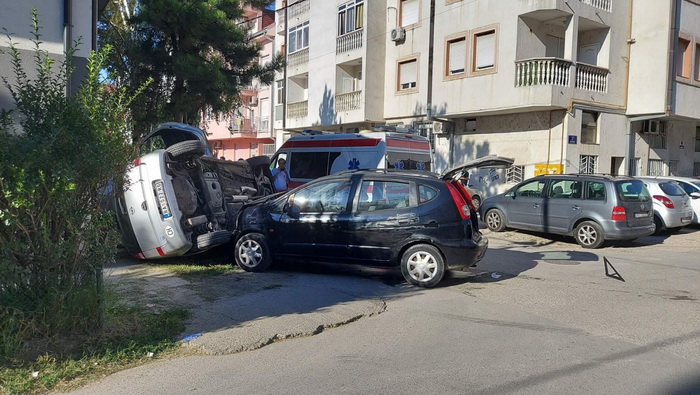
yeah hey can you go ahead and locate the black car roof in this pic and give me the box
[336,169,440,180]
[536,173,638,182]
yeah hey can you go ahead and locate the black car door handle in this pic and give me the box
[533,204,540,208]
[572,205,581,210]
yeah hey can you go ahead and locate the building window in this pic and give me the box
[695,44,700,81]
[669,160,679,176]
[400,0,419,28]
[545,34,565,59]
[288,22,309,54]
[580,155,598,174]
[397,58,418,92]
[338,0,364,36]
[276,80,284,104]
[694,162,700,177]
[649,132,667,149]
[506,165,524,184]
[647,159,666,176]
[581,111,598,144]
[695,126,700,152]
[677,37,691,78]
[473,29,496,72]
[446,37,466,76]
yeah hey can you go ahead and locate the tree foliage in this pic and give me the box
[99,0,283,141]
[0,10,144,361]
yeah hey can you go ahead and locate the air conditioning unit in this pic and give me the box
[642,120,665,135]
[250,97,258,106]
[390,27,405,42]
[432,122,444,135]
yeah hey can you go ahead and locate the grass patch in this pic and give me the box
[0,305,189,394]
[155,263,242,279]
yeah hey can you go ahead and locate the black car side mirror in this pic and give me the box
[287,203,301,219]
[690,192,700,199]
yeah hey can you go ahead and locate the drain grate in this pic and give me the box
[542,260,581,265]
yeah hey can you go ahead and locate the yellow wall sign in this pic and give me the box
[534,164,563,176]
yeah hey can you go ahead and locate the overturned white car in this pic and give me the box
[113,123,275,259]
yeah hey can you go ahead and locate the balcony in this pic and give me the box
[287,100,308,118]
[575,63,609,93]
[288,0,309,18]
[516,58,572,88]
[334,90,362,112]
[578,0,611,12]
[337,29,363,54]
[515,58,608,93]
[287,48,309,69]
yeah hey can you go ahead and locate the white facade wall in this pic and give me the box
[272,0,700,179]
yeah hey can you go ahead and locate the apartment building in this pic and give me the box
[273,0,387,139]
[203,7,277,160]
[0,0,100,110]
[275,0,700,194]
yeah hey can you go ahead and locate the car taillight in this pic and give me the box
[611,206,627,221]
[653,195,674,209]
[446,183,471,220]
[134,252,146,259]
[133,157,140,166]
[156,247,165,257]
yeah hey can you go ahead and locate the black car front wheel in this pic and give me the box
[400,244,445,288]
[235,233,272,272]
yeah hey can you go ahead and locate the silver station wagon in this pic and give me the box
[479,174,656,248]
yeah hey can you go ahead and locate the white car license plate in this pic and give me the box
[634,212,649,218]
[681,216,691,223]
[154,181,172,219]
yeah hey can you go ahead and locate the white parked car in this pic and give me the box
[637,177,694,233]
[652,176,700,224]
[113,123,275,259]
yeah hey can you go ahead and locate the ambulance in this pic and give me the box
[271,128,432,189]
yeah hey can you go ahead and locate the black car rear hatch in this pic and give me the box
[440,155,515,181]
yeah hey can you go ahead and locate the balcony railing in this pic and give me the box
[334,90,362,112]
[578,0,611,12]
[287,100,308,118]
[575,63,609,93]
[288,0,310,18]
[287,48,309,68]
[515,58,572,88]
[515,58,609,93]
[337,29,364,54]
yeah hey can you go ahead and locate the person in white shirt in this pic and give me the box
[271,158,290,192]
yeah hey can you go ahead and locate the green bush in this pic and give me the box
[0,10,145,361]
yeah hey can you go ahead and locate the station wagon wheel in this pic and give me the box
[400,244,445,288]
[574,221,605,249]
[485,209,506,232]
[235,233,272,272]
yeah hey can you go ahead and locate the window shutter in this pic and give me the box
[448,39,466,74]
[355,3,364,29]
[475,32,496,70]
[400,60,417,89]
[401,0,419,27]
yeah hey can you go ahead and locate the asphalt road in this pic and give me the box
[73,227,700,394]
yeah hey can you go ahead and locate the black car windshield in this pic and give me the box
[659,182,686,196]
[615,180,650,201]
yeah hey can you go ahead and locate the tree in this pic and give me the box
[99,0,283,142]
[0,10,144,359]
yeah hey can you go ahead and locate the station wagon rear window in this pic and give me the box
[615,180,650,201]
